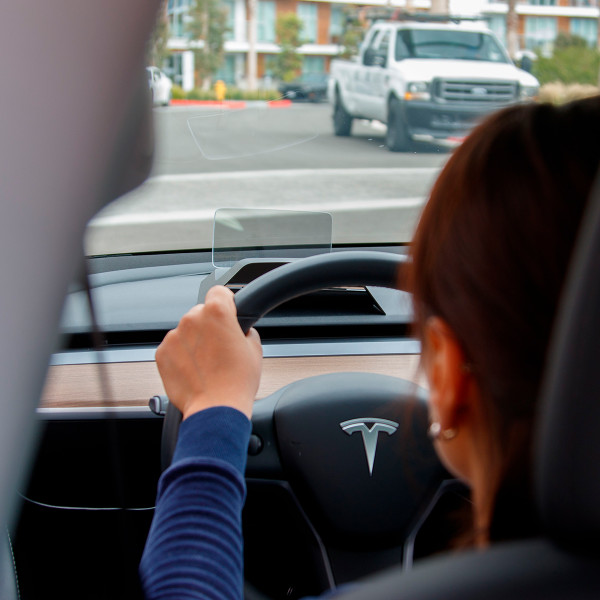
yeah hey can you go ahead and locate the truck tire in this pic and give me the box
[333,93,353,137]
[386,97,410,152]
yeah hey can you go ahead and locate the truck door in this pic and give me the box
[369,30,390,122]
[358,29,389,121]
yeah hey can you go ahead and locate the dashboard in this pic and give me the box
[14,247,466,600]
[44,247,421,411]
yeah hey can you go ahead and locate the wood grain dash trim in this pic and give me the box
[40,355,423,409]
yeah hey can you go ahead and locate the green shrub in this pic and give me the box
[239,88,280,101]
[533,45,600,86]
[226,88,244,100]
[186,88,216,100]
[181,87,281,101]
[175,86,282,102]
[171,85,186,100]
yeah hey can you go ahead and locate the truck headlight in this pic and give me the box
[520,85,539,101]
[405,82,430,101]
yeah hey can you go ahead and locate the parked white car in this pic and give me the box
[146,66,172,106]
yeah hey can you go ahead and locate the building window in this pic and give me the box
[167,0,190,38]
[165,53,183,86]
[330,4,343,42]
[174,13,184,37]
[525,16,557,53]
[265,55,277,77]
[298,2,318,44]
[570,18,598,46]
[487,15,507,46]
[257,1,276,43]
[528,0,556,5]
[303,56,324,73]
[222,0,235,41]
[215,54,236,85]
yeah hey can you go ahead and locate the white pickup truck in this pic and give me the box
[328,20,539,151]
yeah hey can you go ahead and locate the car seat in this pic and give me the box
[333,178,600,599]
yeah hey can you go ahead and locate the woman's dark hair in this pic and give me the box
[407,96,600,538]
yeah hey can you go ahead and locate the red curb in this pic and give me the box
[169,98,292,108]
[170,99,247,108]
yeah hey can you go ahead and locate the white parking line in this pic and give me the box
[90,197,426,226]
[148,167,439,184]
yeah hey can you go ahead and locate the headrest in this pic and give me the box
[536,175,600,551]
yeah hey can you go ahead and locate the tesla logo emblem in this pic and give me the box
[340,418,399,476]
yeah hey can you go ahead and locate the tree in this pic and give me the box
[506,0,518,60]
[187,0,229,89]
[273,13,303,82]
[554,32,588,50]
[338,7,366,60]
[148,1,170,67]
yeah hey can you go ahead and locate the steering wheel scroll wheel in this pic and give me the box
[159,251,448,584]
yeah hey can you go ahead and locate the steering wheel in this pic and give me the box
[159,251,448,592]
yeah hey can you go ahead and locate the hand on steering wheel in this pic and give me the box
[155,285,262,421]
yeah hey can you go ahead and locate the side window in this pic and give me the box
[364,30,389,67]
[395,30,410,60]
[377,31,390,65]
[363,30,382,66]
[378,31,390,54]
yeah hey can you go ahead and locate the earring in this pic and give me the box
[428,421,458,441]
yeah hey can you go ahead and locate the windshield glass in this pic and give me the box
[84,10,527,258]
[396,29,510,63]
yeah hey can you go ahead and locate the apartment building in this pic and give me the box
[164,0,431,90]
[164,0,600,90]
[482,0,599,56]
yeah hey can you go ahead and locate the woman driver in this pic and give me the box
[140,96,600,598]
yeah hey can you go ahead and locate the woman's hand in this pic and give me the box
[155,285,262,420]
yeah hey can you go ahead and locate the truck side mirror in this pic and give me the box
[363,48,375,66]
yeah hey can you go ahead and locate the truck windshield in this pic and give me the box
[396,29,510,63]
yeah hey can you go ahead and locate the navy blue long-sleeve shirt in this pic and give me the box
[140,406,252,600]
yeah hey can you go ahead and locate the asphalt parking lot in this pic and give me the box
[87,103,451,255]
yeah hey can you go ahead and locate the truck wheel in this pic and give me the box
[333,94,353,137]
[386,98,410,152]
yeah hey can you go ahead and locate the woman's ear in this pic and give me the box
[423,317,470,430]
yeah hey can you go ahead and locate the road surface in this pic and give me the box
[87,103,452,255]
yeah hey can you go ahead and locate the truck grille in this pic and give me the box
[435,79,518,104]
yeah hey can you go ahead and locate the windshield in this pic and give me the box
[84,10,524,258]
[395,29,510,63]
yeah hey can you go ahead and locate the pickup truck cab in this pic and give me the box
[328,20,540,151]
